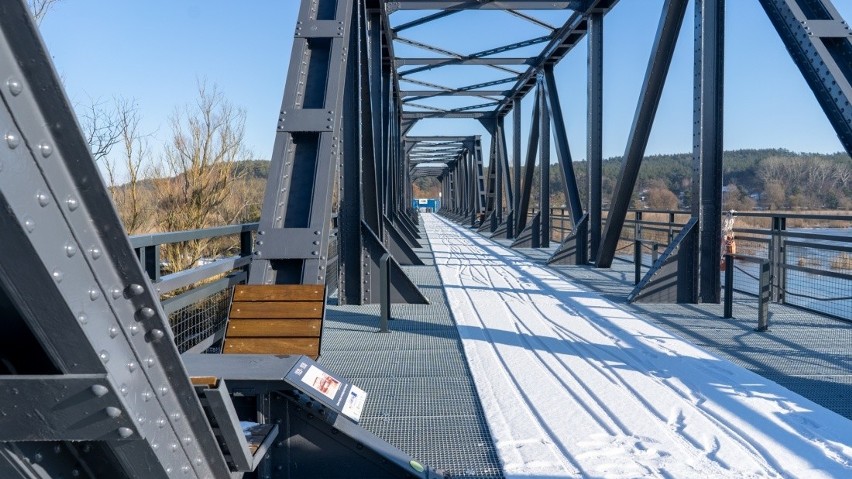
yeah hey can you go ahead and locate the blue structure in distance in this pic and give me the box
[413,198,440,212]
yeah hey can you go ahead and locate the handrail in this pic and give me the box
[129,223,259,248]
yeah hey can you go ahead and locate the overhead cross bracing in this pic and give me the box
[382,0,852,305]
[2,0,852,477]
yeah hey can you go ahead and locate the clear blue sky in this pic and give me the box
[38,0,852,172]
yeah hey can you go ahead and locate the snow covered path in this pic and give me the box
[425,213,852,479]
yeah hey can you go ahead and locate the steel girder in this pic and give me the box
[595,0,690,269]
[691,0,725,304]
[245,0,852,308]
[757,0,852,156]
[251,0,425,304]
[587,12,604,260]
[0,2,232,476]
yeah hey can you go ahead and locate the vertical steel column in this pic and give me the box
[498,117,513,223]
[493,125,504,223]
[539,79,551,248]
[588,12,604,261]
[596,0,689,268]
[369,10,385,220]
[512,98,522,237]
[251,0,355,285]
[473,141,486,226]
[692,0,725,303]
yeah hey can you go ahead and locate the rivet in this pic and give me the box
[152,442,160,450]
[109,327,119,338]
[38,142,52,157]
[127,361,137,372]
[36,192,50,207]
[105,407,122,418]
[129,324,140,335]
[314,230,320,235]
[89,247,102,259]
[166,467,172,474]
[33,453,43,463]
[182,466,190,474]
[71,469,80,477]
[91,384,109,397]
[64,242,77,257]
[145,356,155,367]
[77,313,88,325]
[117,427,134,438]
[150,328,164,340]
[156,417,166,428]
[111,288,122,299]
[129,284,144,296]
[5,132,19,149]
[52,269,63,283]
[66,197,79,211]
[313,241,320,245]
[159,385,169,396]
[99,350,110,363]
[6,78,23,96]
[170,443,178,452]
[89,289,100,301]
[171,412,181,421]
[82,444,91,453]
[142,391,153,401]
[195,458,203,466]
[182,436,192,444]
[53,445,61,454]
[311,251,319,255]
[139,307,155,319]
[23,217,35,232]
[119,384,128,396]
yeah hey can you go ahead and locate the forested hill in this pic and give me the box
[411,148,852,210]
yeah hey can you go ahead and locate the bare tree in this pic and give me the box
[79,97,124,164]
[27,0,61,25]
[103,98,151,234]
[153,81,249,272]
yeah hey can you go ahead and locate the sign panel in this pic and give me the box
[286,358,367,422]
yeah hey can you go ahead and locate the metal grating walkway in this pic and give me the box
[319,229,504,478]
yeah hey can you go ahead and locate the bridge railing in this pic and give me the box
[130,223,258,353]
[132,218,341,353]
[548,207,852,321]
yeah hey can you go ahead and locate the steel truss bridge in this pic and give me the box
[0,0,850,477]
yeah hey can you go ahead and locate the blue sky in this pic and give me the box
[38,0,852,171]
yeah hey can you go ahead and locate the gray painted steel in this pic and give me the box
[692,0,725,303]
[0,2,231,476]
[596,0,689,268]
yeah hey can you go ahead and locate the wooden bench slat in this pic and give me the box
[227,319,321,338]
[234,284,325,302]
[190,376,218,388]
[223,338,319,356]
[229,301,323,319]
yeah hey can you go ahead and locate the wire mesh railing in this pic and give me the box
[547,207,851,322]
[133,217,341,353]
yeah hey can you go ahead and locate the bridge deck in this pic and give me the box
[317,213,852,478]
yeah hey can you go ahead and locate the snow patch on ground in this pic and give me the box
[425,213,852,479]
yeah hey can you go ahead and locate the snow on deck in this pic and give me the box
[425,213,852,479]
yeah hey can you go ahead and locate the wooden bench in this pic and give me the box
[222,284,325,359]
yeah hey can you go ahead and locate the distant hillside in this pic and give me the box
[180,151,849,212]
[412,149,851,210]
